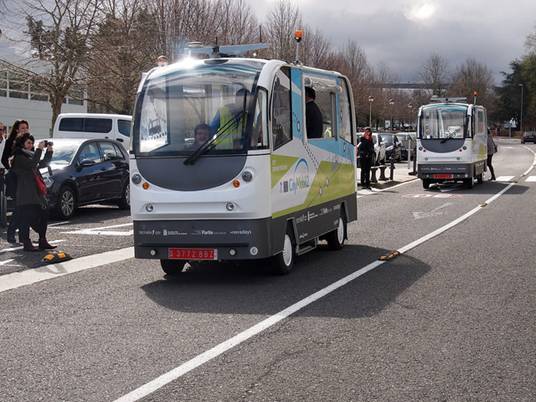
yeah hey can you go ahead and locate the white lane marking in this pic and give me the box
[61,222,133,236]
[0,247,134,293]
[0,240,65,254]
[0,259,14,266]
[113,183,518,402]
[495,176,515,182]
[525,176,536,182]
[48,221,70,227]
[398,183,515,254]
[521,146,536,177]
[357,179,418,197]
[412,203,452,220]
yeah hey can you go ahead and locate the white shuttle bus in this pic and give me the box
[130,58,358,275]
[417,98,488,189]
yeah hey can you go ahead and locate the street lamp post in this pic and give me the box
[519,84,524,135]
[389,99,395,130]
[368,96,374,127]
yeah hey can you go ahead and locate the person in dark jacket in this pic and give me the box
[487,128,497,181]
[11,133,56,251]
[2,119,30,243]
[358,128,375,189]
[305,87,323,139]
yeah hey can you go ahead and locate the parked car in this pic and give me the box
[53,113,132,146]
[40,138,130,219]
[381,133,402,162]
[371,133,386,165]
[521,131,536,144]
[394,132,416,160]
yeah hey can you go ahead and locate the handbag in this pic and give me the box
[34,171,47,196]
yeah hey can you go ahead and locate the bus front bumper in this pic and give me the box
[133,219,273,261]
[418,163,472,180]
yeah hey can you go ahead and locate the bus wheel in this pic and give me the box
[160,259,185,276]
[271,231,295,275]
[464,178,474,189]
[326,216,346,250]
[477,174,483,184]
[422,179,431,190]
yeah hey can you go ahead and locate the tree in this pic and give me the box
[24,0,103,130]
[265,0,301,62]
[420,53,449,96]
[449,58,496,113]
[86,0,160,113]
[493,61,525,124]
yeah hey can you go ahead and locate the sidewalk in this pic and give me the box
[357,162,418,190]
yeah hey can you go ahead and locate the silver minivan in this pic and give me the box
[53,113,132,146]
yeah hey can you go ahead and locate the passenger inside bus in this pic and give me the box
[305,86,323,139]
[210,88,251,149]
[189,123,211,149]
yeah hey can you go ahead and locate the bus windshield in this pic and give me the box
[420,105,468,140]
[135,61,262,156]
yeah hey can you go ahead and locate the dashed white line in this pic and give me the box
[495,176,515,182]
[112,181,519,402]
[525,176,536,182]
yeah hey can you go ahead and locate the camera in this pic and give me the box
[44,140,53,146]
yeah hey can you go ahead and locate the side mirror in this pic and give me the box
[78,159,96,168]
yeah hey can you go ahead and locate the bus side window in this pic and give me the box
[272,68,292,149]
[339,79,353,143]
[303,74,338,140]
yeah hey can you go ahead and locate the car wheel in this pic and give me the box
[326,215,346,250]
[271,230,295,275]
[160,259,186,276]
[55,185,77,220]
[117,182,130,210]
[422,179,431,190]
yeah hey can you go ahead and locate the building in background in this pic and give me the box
[0,70,87,138]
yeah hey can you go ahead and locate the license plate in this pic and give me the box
[168,248,217,260]
[432,174,454,179]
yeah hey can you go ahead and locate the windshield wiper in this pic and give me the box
[183,112,244,166]
[440,134,456,144]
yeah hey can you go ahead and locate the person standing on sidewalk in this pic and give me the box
[11,133,56,251]
[487,129,497,181]
[358,127,375,189]
[2,120,30,243]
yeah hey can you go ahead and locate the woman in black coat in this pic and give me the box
[358,128,375,189]
[11,133,56,251]
[2,119,30,243]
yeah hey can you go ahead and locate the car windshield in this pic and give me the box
[420,105,468,139]
[134,61,262,156]
[380,134,396,146]
[48,141,79,165]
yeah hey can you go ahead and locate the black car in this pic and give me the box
[40,138,130,219]
[521,131,536,144]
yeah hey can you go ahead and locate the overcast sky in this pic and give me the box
[247,0,536,83]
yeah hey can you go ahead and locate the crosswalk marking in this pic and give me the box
[525,176,536,182]
[495,176,515,182]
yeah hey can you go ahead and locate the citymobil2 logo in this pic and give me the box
[281,158,310,194]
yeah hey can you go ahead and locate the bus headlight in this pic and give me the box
[132,173,142,185]
[226,202,235,211]
[145,204,154,212]
[241,170,253,182]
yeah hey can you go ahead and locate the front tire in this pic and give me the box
[422,179,431,190]
[160,259,186,276]
[55,185,77,220]
[271,231,295,275]
[326,216,346,250]
[464,178,474,189]
[116,182,130,210]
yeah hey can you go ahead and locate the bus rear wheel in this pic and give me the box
[271,231,295,275]
[160,259,186,276]
[326,216,346,250]
[464,178,474,189]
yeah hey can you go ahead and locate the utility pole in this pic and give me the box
[519,84,524,135]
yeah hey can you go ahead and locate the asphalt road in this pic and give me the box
[1,139,535,402]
